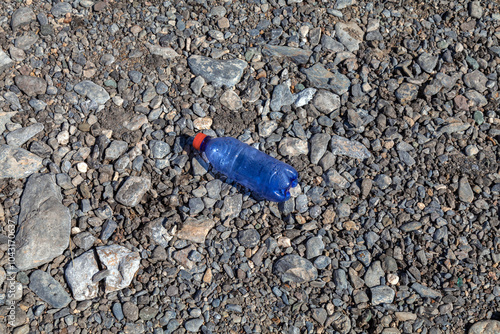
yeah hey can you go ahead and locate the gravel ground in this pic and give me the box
[0,0,499,333]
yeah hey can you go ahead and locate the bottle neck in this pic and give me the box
[199,136,211,152]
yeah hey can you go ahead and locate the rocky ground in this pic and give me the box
[0,0,499,333]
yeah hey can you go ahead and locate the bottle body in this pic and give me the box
[198,136,298,202]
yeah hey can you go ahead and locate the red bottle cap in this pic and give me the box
[193,133,207,151]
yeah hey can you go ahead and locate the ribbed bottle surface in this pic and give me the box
[201,137,298,202]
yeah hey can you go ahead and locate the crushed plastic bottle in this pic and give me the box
[192,133,298,202]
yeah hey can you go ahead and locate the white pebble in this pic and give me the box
[77,162,88,173]
[387,273,399,285]
[57,130,70,145]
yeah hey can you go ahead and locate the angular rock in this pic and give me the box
[395,83,418,104]
[11,7,35,30]
[15,76,47,97]
[330,135,371,159]
[147,217,173,248]
[294,88,316,107]
[5,123,44,147]
[306,236,325,259]
[371,285,395,305]
[258,120,278,138]
[74,80,110,104]
[96,245,141,293]
[15,173,71,270]
[0,111,17,135]
[438,122,470,135]
[463,70,488,92]
[458,177,474,203]
[270,84,295,112]
[145,42,179,58]
[469,320,500,334]
[335,22,364,52]
[411,282,442,299]
[51,2,72,16]
[417,52,438,73]
[187,55,247,88]
[302,64,351,95]
[364,261,384,288]
[0,145,43,179]
[115,176,151,207]
[279,137,308,157]
[0,49,14,74]
[220,90,242,110]
[65,250,100,301]
[312,90,341,113]
[29,270,71,308]
[324,169,349,189]
[273,254,318,283]
[309,133,330,164]
[221,194,242,221]
[238,229,260,248]
[262,44,312,65]
[176,217,215,243]
[329,312,351,334]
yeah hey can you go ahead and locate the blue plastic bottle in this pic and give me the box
[193,133,298,202]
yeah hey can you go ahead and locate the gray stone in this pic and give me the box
[294,88,316,107]
[29,99,47,112]
[273,254,318,283]
[330,135,371,160]
[188,197,204,215]
[185,318,204,332]
[150,140,171,159]
[73,232,96,251]
[321,35,345,52]
[371,285,395,305]
[411,283,442,299]
[15,76,47,97]
[123,302,139,321]
[463,70,488,92]
[145,42,179,59]
[0,111,17,135]
[438,122,470,135]
[128,70,143,84]
[11,7,35,30]
[324,169,349,189]
[302,63,351,95]
[469,1,483,18]
[4,92,22,110]
[312,308,327,325]
[400,221,422,232]
[270,84,295,112]
[335,22,364,52]
[0,145,43,179]
[364,261,384,288]
[101,219,118,241]
[465,145,479,156]
[191,76,205,95]
[417,52,438,73]
[112,303,124,321]
[309,133,330,164]
[187,55,247,88]
[220,90,242,110]
[262,44,312,65]
[395,83,418,104]
[96,245,141,293]
[221,194,242,221]
[279,137,308,157]
[312,90,341,113]
[258,120,278,138]
[238,229,260,248]
[333,269,348,290]
[469,320,500,334]
[51,2,72,16]
[306,237,325,259]
[74,80,110,104]
[15,173,71,270]
[374,174,392,190]
[336,203,350,218]
[105,140,128,160]
[115,176,151,207]
[330,312,352,334]
[64,250,100,301]
[458,177,474,203]
[15,33,39,50]
[0,49,13,74]
[398,150,415,166]
[5,123,44,147]
[465,90,488,107]
[29,270,71,308]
